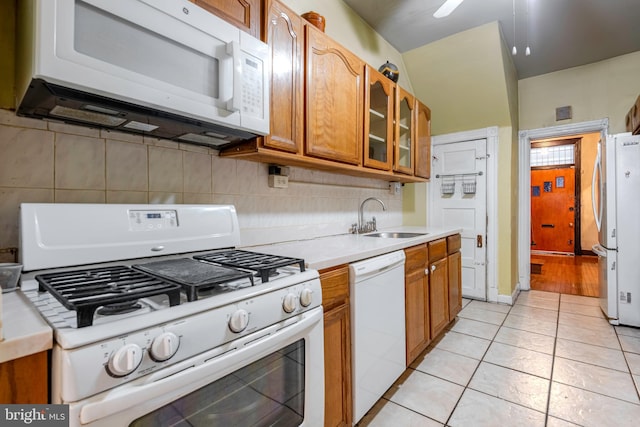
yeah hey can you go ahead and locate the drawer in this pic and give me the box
[319,265,349,311]
[447,234,461,254]
[428,238,447,264]
[404,244,427,271]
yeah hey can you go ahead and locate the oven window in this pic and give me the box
[131,339,305,427]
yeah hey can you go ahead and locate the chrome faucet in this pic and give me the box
[353,197,386,234]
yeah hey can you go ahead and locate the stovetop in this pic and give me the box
[29,250,307,329]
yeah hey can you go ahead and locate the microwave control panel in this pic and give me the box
[241,53,264,118]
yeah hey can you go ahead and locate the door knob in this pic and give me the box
[477,235,483,248]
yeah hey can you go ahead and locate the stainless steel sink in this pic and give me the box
[364,232,427,239]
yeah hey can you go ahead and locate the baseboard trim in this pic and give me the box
[497,283,521,306]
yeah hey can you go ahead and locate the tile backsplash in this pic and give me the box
[0,109,402,262]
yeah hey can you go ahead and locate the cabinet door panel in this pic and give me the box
[429,257,449,338]
[394,87,415,174]
[0,352,48,403]
[191,0,260,38]
[448,251,462,319]
[264,1,303,153]
[364,66,393,170]
[305,26,364,165]
[414,100,431,179]
[324,303,352,427]
[405,269,429,365]
[404,244,429,365]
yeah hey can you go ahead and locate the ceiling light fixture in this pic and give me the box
[433,0,464,18]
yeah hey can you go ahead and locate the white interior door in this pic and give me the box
[429,139,487,300]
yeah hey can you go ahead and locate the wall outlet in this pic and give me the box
[268,175,289,188]
[389,182,401,195]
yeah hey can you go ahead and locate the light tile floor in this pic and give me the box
[358,290,640,427]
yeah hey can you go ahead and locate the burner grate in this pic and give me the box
[194,250,305,283]
[35,266,182,327]
[133,258,254,302]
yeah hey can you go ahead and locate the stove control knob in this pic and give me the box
[282,293,297,313]
[229,309,249,333]
[150,332,180,362]
[107,343,143,377]
[300,288,314,307]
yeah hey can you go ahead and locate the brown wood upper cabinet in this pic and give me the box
[364,66,394,171]
[263,0,303,153]
[394,87,416,175]
[190,0,261,38]
[414,100,432,179]
[218,3,432,183]
[305,25,365,165]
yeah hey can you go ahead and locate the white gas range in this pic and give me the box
[19,204,324,427]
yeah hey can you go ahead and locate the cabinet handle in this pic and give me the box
[477,235,483,248]
[431,265,436,272]
[424,268,429,276]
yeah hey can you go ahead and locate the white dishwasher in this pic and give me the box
[349,250,406,424]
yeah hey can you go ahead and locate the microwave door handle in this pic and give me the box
[226,41,242,112]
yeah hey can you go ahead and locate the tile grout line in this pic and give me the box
[444,298,516,426]
[541,294,560,427]
[614,325,640,404]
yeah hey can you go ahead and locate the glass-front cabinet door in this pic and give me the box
[394,87,415,174]
[364,66,394,170]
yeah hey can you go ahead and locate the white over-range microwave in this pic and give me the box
[16,0,270,149]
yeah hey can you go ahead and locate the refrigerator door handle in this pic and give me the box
[592,142,603,232]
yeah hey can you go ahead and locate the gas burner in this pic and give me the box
[97,301,143,316]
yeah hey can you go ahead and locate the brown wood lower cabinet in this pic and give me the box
[404,244,430,366]
[447,234,463,319]
[319,265,352,427]
[405,234,462,366]
[0,351,48,403]
[428,238,450,339]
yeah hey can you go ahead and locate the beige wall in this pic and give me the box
[402,22,512,135]
[282,0,413,91]
[519,51,640,134]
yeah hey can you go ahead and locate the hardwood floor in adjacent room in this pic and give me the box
[530,254,599,297]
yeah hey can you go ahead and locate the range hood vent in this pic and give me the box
[17,79,253,148]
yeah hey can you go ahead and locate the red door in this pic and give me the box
[531,167,576,253]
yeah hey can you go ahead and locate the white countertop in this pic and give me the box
[246,226,461,270]
[0,290,52,363]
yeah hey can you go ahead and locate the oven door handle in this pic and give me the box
[79,308,323,424]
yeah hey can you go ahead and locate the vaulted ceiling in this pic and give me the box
[343,0,640,79]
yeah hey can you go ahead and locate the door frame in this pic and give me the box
[430,126,498,302]
[530,138,581,255]
[518,119,609,291]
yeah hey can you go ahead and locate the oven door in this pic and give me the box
[71,308,324,427]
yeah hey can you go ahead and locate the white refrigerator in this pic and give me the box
[592,133,640,326]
